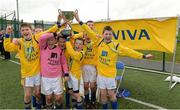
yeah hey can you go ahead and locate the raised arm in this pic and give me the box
[35,14,67,41]
[34,24,60,42]
[74,10,101,43]
[39,33,55,50]
[72,32,83,39]
[65,38,84,61]
[4,34,19,52]
[3,26,19,52]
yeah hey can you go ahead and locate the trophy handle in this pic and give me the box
[58,9,66,22]
[58,9,62,15]
[75,9,78,14]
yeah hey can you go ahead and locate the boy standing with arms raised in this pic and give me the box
[4,23,60,109]
[74,10,153,109]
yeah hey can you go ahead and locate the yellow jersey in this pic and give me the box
[81,23,143,78]
[72,32,97,66]
[83,41,97,65]
[66,41,84,80]
[4,24,59,78]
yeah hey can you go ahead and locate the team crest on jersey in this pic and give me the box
[48,52,60,65]
[25,47,38,61]
[101,50,108,56]
[87,46,92,52]
[50,52,58,58]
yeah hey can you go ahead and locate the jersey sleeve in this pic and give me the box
[66,41,84,61]
[3,34,19,52]
[39,33,54,50]
[35,24,59,41]
[117,44,143,59]
[81,23,102,45]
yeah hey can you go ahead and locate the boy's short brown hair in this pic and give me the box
[20,23,32,30]
[86,20,94,24]
[75,37,84,44]
[102,26,113,34]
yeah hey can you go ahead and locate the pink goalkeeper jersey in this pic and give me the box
[39,33,68,78]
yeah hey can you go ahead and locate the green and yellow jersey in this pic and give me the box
[66,41,84,80]
[83,41,97,65]
[81,23,143,78]
[4,24,59,78]
[72,32,97,66]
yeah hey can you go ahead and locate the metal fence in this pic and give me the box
[0,18,179,73]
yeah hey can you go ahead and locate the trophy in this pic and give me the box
[58,9,74,22]
[58,9,74,38]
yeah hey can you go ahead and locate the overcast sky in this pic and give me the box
[0,0,180,22]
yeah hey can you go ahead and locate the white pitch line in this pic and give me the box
[125,66,180,77]
[9,59,20,65]
[125,97,166,109]
[0,56,167,109]
[0,56,20,65]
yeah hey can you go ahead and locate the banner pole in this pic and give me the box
[162,52,166,72]
[107,0,110,21]
[169,15,179,90]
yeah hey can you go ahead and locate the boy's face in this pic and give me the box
[21,26,32,40]
[103,30,113,43]
[58,37,66,50]
[34,28,43,34]
[47,37,57,46]
[0,30,4,35]
[74,39,84,51]
[87,22,94,30]
[83,33,91,43]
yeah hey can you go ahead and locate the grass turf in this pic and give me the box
[120,69,180,109]
[1,57,180,109]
